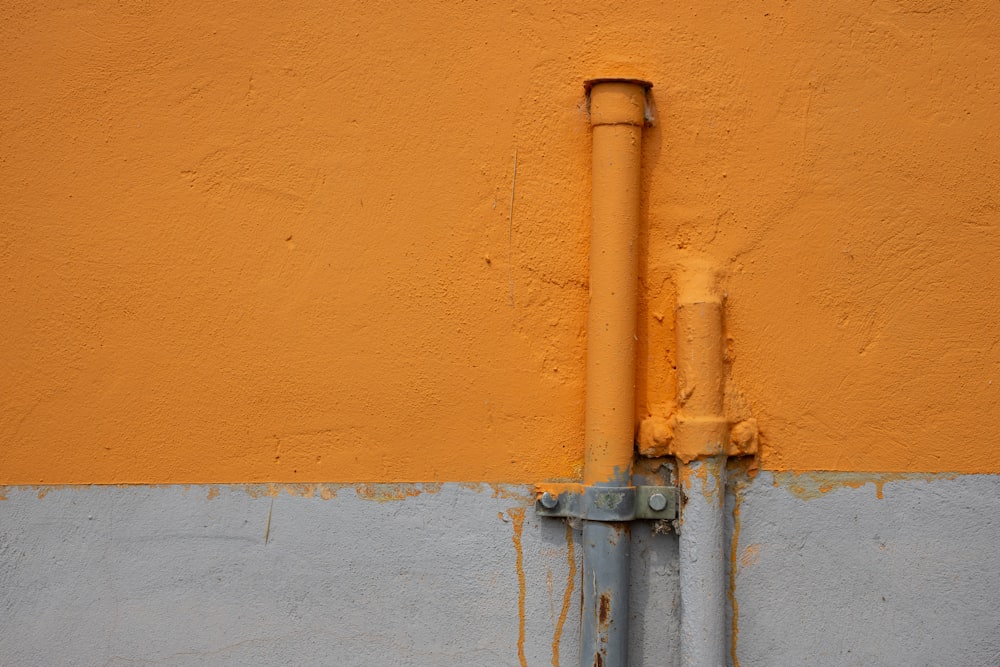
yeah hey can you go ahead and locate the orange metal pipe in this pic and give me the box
[675,268,725,420]
[671,266,729,462]
[580,77,650,667]
[583,79,648,486]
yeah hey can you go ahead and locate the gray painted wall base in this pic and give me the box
[731,472,1000,667]
[0,485,678,666]
[2,474,999,666]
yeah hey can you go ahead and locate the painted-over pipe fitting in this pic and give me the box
[587,78,650,127]
[673,266,729,462]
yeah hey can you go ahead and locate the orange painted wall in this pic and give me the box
[2,1,998,483]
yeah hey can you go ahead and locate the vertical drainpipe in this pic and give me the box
[674,267,729,667]
[582,78,650,667]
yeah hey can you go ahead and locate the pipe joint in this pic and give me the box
[587,79,651,127]
[638,413,759,461]
[671,416,730,463]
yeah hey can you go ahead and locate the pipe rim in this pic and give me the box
[583,77,653,92]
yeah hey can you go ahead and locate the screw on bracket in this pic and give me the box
[648,492,668,511]
[540,492,559,509]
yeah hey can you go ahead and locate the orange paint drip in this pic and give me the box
[551,522,576,667]
[677,458,725,509]
[508,507,528,667]
[696,462,712,500]
[676,463,693,492]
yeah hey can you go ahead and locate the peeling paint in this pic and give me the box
[0,483,483,503]
[678,457,725,508]
[353,483,443,502]
[772,472,958,501]
[461,482,537,502]
[220,483,342,500]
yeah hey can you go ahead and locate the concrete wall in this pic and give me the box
[731,473,1000,666]
[4,475,1000,665]
[3,1,1000,665]
[4,1,1000,483]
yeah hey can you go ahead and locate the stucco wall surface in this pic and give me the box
[730,472,1000,666]
[3,2,1000,484]
[3,476,1000,666]
[0,484,681,667]
[4,3,999,666]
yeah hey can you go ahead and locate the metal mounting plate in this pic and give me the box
[534,484,678,522]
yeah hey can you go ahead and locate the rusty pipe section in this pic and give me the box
[581,78,649,667]
[674,265,729,667]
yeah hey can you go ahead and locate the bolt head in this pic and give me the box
[648,492,668,512]
[540,492,559,509]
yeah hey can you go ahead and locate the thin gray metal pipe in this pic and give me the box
[582,518,631,667]
[679,456,728,666]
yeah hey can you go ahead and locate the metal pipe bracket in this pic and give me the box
[534,484,678,521]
